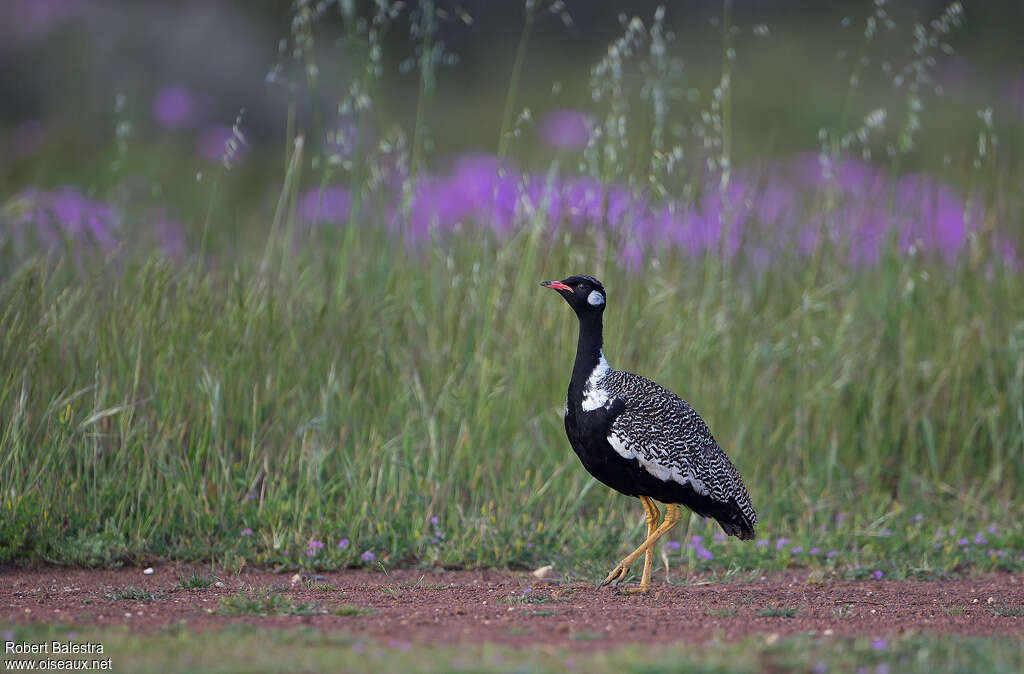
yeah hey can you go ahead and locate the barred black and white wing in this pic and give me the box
[603,370,758,539]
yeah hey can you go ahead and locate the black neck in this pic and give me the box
[570,311,605,390]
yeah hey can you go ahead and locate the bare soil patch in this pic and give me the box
[2,566,1022,649]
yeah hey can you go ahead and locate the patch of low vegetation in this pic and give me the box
[991,605,1023,617]
[498,590,570,605]
[943,605,967,616]
[177,571,216,589]
[831,605,854,619]
[758,606,799,618]
[571,632,605,641]
[102,587,164,602]
[379,575,448,597]
[303,578,334,592]
[706,606,738,618]
[218,587,318,616]
[332,605,374,617]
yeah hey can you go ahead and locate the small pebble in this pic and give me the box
[143,567,155,575]
[532,565,555,579]
[214,581,225,588]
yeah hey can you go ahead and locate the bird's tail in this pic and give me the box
[714,500,757,540]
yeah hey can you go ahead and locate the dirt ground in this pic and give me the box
[2,565,1022,649]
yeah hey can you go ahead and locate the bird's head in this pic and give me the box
[540,274,606,317]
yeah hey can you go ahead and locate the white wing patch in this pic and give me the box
[587,290,605,306]
[580,351,612,411]
[607,432,636,460]
[608,430,710,495]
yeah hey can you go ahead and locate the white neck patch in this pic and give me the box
[581,351,612,411]
[587,290,605,306]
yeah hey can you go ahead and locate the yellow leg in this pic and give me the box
[625,496,662,594]
[599,496,659,589]
[601,503,682,593]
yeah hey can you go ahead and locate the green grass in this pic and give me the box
[217,587,319,616]
[102,587,164,602]
[3,623,1022,673]
[757,606,799,618]
[0,232,1021,576]
[991,605,1024,617]
[176,571,216,589]
[333,604,374,617]
[707,607,738,618]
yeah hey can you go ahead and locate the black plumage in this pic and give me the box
[541,274,757,591]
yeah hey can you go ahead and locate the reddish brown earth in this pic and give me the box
[2,565,1022,649]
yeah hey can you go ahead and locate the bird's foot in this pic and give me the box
[598,562,631,588]
[616,583,650,595]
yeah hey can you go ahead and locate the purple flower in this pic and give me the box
[974,534,988,545]
[987,524,998,535]
[713,533,726,542]
[337,538,349,549]
[153,85,198,129]
[813,663,827,674]
[308,540,324,549]
[826,550,838,559]
[361,550,375,562]
[430,516,439,525]
[297,187,352,227]
[149,207,187,259]
[912,513,923,522]
[809,548,821,555]
[240,528,253,537]
[526,542,533,549]
[664,540,682,551]
[691,535,703,545]
[306,549,315,557]
[246,492,255,501]
[881,528,892,537]
[756,539,769,549]
[872,570,883,580]
[957,538,969,546]
[539,109,592,150]
[696,546,714,561]
[949,528,956,536]
[775,538,790,551]
[791,546,804,554]
[13,186,119,252]
[521,587,532,596]
[871,637,887,651]
[197,124,247,165]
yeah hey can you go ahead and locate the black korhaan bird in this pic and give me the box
[541,274,757,593]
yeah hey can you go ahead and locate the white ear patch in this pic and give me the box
[587,290,605,306]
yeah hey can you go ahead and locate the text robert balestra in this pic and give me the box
[5,641,105,654]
